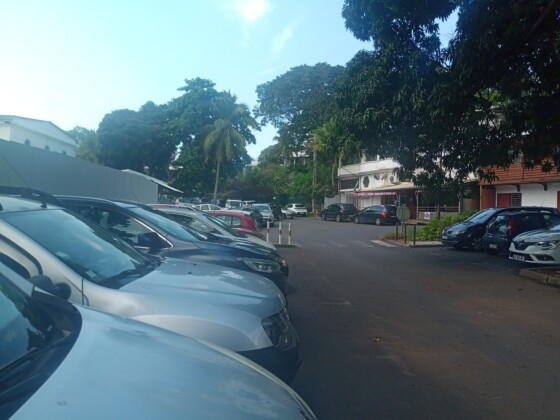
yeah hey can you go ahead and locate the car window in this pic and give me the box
[170,214,218,234]
[487,215,509,234]
[467,208,499,223]
[128,206,210,241]
[2,209,151,285]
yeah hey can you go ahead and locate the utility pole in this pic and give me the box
[312,148,317,214]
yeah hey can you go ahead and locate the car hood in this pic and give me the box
[512,228,560,243]
[12,306,315,419]
[444,221,474,232]
[122,258,283,310]
[196,236,274,256]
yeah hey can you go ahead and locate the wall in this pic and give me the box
[0,140,158,202]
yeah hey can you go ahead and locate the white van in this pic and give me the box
[225,199,243,209]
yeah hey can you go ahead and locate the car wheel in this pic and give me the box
[468,234,483,251]
[322,213,327,221]
[375,218,381,226]
[336,214,341,222]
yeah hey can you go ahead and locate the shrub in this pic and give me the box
[416,210,477,241]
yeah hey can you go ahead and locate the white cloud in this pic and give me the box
[272,23,294,54]
[226,0,272,24]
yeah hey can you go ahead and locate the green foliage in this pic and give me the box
[254,63,345,151]
[69,126,100,163]
[416,210,477,241]
[340,0,560,191]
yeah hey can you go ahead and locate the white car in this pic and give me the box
[281,206,296,219]
[193,203,222,211]
[286,203,308,216]
[509,224,560,264]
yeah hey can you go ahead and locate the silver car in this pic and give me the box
[252,203,276,227]
[0,263,316,419]
[150,204,276,250]
[0,194,300,382]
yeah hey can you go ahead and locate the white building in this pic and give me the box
[0,115,77,157]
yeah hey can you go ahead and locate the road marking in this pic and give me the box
[330,241,347,247]
[351,240,373,247]
[371,240,397,247]
[377,353,415,376]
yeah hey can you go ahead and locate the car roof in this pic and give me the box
[56,195,139,209]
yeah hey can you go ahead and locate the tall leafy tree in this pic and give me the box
[339,0,560,192]
[201,93,258,200]
[254,63,346,151]
[97,102,178,179]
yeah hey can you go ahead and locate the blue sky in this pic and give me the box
[1,1,457,160]
[0,0,372,159]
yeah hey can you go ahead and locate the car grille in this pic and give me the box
[512,242,531,250]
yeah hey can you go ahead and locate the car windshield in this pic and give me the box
[128,206,211,242]
[2,209,152,285]
[252,204,271,212]
[466,208,498,223]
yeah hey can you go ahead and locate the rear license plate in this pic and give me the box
[489,244,498,249]
[512,254,525,261]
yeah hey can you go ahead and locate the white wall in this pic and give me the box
[495,183,560,207]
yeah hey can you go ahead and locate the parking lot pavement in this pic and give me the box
[519,266,560,286]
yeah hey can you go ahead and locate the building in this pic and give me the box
[480,162,560,210]
[0,115,77,157]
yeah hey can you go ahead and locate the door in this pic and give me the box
[497,193,512,207]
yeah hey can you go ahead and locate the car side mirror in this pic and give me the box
[29,275,71,300]
[138,232,167,249]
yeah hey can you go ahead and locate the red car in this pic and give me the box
[206,210,264,239]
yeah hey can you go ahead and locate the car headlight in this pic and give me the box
[262,309,292,350]
[240,258,281,273]
[535,240,560,250]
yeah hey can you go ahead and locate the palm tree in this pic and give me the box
[201,93,258,200]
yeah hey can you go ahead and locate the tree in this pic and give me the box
[254,63,346,151]
[201,93,258,200]
[69,126,100,163]
[97,102,178,179]
[339,0,560,192]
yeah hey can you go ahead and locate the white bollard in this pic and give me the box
[278,222,282,245]
[288,222,291,245]
[266,220,270,242]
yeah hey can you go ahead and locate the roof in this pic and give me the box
[120,169,183,194]
[0,115,77,146]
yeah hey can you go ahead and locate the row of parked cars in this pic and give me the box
[441,206,560,264]
[320,203,399,225]
[0,187,316,418]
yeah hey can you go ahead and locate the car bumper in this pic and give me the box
[238,325,301,383]
[441,234,468,247]
[509,249,560,264]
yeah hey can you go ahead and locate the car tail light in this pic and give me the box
[381,212,387,218]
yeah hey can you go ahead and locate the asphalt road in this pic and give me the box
[275,216,560,420]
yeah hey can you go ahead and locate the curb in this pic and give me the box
[519,268,560,286]
[384,240,445,248]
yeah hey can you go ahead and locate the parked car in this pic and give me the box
[193,203,222,211]
[56,196,289,294]
[208,209,264,238]
[321,203,357,222]
[0,192,299,382]
[252,203,275,227]
[441,206,560,251]
[0,263,315,419]
[285,203,308,216]
[509,223,560,264]
[150,204,276,250]
[482,211,548,255]
[281,206,296,219]
[354,204,399,225]
[225,199,243,209]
